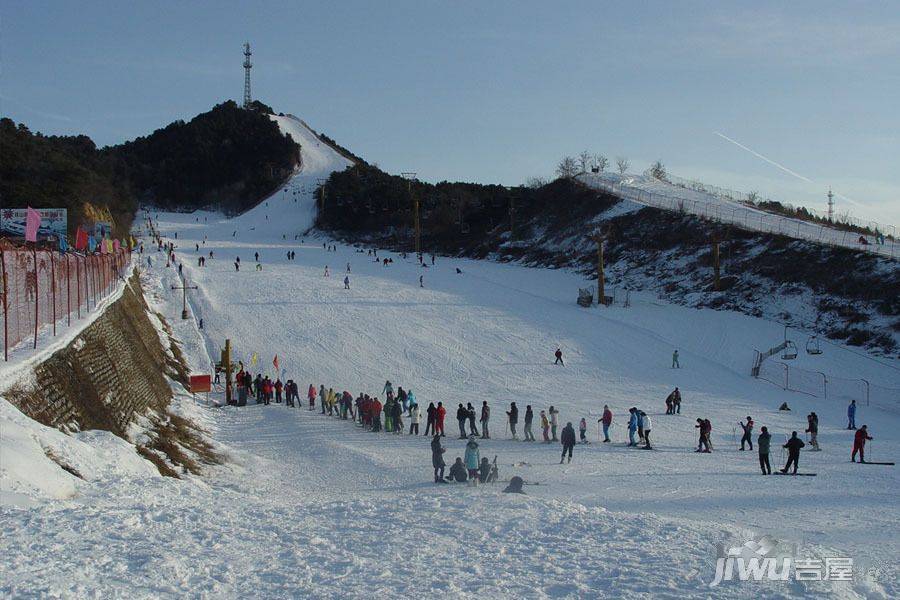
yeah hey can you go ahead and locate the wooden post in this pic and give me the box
[223,338,233,405]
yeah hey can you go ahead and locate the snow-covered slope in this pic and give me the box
[2,119,898,597]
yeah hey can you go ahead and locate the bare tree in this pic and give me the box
[594,154,608,173]
[525,176,548,189]
[616,156,629,175]
[649,160,667,181]
[578,150,593,174]
[556,156,579,179]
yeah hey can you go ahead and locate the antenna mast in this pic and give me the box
[827,188,834,222]
[242,42,253,109]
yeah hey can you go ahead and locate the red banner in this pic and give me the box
[189,374,211,393]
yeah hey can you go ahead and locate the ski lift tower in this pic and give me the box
[827,188,834,222]
[242,42,253,109]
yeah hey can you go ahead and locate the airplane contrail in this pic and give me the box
[713,131,814,184]
[713,131,869,210]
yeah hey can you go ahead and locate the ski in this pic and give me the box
[854,461,895,466]
[774,472,817,476]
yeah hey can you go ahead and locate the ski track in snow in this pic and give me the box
[1,116,898,598]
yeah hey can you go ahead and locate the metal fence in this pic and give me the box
[0,240,132,361]
[582,174,897,259]
[755,357,899,412]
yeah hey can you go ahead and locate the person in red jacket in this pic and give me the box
[851,425,873,463]
[274,379,283,404]
[371,398,383,432]
[435,402,447,436]
[598,405,613,442]
[308,384,317,410]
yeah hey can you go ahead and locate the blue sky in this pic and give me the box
[2,1,898,224]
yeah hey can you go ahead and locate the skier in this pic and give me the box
[739,416,754,451]
[851,425,873,463]
[847,400,857,430]
[758,426,772,475]
[254,252,259,262]
[274,379,283,404]
[672,387,682,414]
[665,394,673,415]
[549,405,559,441]
[672,349,680,368]
[407,389,416,411]
[465,436,481,486]
[319,385,327,414]
[695,418,711,453]
[627,408,638,446]
[435,402,446,436]
[431,435,447,483]
[383,380,394,401]
[579,418,588,443]
[467,402,479,437]
[806,413,820,451]
[324,266,329,277]
[560,422,576,463]
[554,348,564,366]
[409,403,420,435]
[425,402,436,436]
[523,405,535,441]
[478,457,492,484]
[641,412,653,449]
[448,457,468,483]
[392,398,403,434]
[344,276,350,290]
[346,262,351,273]
[419,275,424,288]
[599,405,612,442]
[636,409,645,443]
[781,431,805,474]
[507,402,519,440]
[456,404,468,439]
[480,401,491,439]
[540,410,550,442]
[308,384,317,410]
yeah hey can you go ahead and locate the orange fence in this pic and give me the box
[0,240,132,361]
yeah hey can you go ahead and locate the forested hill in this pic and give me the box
[105,100,299,214]
[1,100,301,237]
[0,118,136,237]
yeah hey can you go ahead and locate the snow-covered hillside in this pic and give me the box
[2,118,899,598]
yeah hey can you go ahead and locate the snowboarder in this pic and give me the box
[523,405,535,441]
[739,416,754,451]
[431,435,447,483]
[465,436,481,486]
[507,402,519,439]
[758,426,772,475]
[549,405,559,441]
[806,413,820,451]
[599,405,612,442]
[641,412,653,449]
[554,348,564,366]
[409,403,420,435]
[480,401,491,439]
[847,400,857,430]
[467,402,479,437]
[579,418,588,443]
[672,349,680,368]
[560,422,576,463]
[540,410,550,442]
[344,276,350,290]
[781,431,805,474]
[851,425,873,463]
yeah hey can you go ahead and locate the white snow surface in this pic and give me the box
[2,118,899,598]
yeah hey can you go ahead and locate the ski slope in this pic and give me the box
[579,172,897,258]
[2,117,899,598]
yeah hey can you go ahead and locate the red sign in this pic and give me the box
[189,374,212,393]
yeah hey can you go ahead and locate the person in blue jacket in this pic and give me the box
[406,390,416,414]
[627,408,638,446]
[464,435,481,486]
[847,400,857,430]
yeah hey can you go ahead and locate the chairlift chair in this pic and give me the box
[806,336,823,355]
[781,340,799,360]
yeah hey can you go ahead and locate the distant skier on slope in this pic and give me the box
[540,410,550,442]
[308,384,316,410]
[344,276,350,290]
[554,348,564,366]
[758,426,772,475]
[847,400,857,430]
[560,422,576,463]
[851,425,873,463]
[641,412,653,449]
[431,435,447,483]
[672,349,680,368]
[467,402,479,437]
[579,418,588,443]
[409,403,420,435]
[506,402,519,440]
[465,436,481,486]
[806,413,820,451]
[480,401,491,439]
[449,457,467,483]
[435,402,447,436]
[549,406,559,441]
[781,431,805,474]
[599,405,612,442]
[739,416,754,451]
[523,405,534,441]
[425,402,436,436]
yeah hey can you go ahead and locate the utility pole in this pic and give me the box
[827,188,834,222]
[402,172,419,255]
[591,232,606,306]
[171,279,198,320]
[316,178,328,215]
[242,42,253,109]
